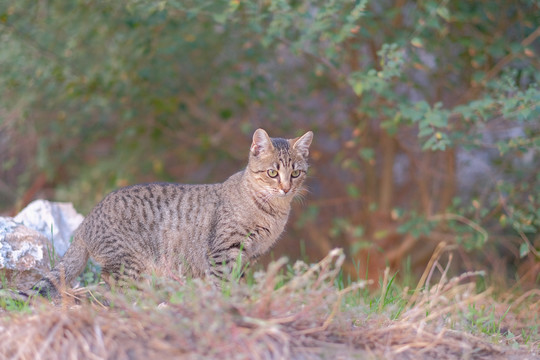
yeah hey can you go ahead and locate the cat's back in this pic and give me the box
[101,181,219,208]
[79,182,224,236]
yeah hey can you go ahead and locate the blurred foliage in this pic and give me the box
[0,0,539,285]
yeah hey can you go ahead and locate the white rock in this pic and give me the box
[14,200,84,256]
[0,217,53,290]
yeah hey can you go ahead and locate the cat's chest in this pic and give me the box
[245,214,289,258]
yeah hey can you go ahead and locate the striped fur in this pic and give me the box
[32,129,313,297]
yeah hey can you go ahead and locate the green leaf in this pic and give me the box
[352,80,363,96]
[213,13,228,24]
[418,126,434,137]
[519,243,530,258]
[496,141,509,155]
[346,183,360,199]
[436,7,451,21]
[359,148,375,161]
[350,240,371,255]
[411,37,424,48]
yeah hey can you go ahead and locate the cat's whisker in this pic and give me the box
[294,193,306,206]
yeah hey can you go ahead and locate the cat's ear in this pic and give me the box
[251,128,274,156]
[292,131,313,158]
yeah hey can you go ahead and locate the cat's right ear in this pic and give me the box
[251,128,274,156]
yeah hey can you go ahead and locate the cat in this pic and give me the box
[31,128,313,297]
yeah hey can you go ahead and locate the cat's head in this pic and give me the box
[247,128,313,198]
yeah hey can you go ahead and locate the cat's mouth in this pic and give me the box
[276,189,295,197]
[259,187,296,200]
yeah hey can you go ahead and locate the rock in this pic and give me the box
[0,200,84,291]
[14,200,84,257]
[0,217,54,290]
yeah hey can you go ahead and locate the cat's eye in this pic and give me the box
[291,170,301,178]
[267,169,278,178]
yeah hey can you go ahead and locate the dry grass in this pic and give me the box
[1,248,539,360]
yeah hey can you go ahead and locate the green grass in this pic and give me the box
[0,290,32,313]
[45,224,57,270]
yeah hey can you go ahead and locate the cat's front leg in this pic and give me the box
[206,240,250,285]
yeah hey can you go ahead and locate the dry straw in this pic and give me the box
[0,248,538,359]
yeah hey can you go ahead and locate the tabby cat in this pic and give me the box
[32,128,313,297]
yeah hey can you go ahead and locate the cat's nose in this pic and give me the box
[280,184,291,194]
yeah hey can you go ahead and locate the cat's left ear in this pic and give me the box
[292,131,313,158]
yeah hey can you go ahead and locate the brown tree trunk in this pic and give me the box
[12,172,47,216]
[439,148,457,212]
[378,131,396,216]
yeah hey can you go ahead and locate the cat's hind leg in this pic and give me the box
[99,255,146,291]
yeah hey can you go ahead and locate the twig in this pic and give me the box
[294,282,365,335]
[277,37,346,80]
[36,317,64,359]
[279,249,344,293]
[428,213,489,244]
[505,289,540,309]
[497,192,540,258]
[482,26,540,86]
[456,25,540,104]
[435,253,453,293]
[87,289,108,309]
[422,288,493,324]
[378,267,390,312]
[255,257,288,316]
[406,241,447,308]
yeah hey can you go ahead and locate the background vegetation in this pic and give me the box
[1,0,539,288]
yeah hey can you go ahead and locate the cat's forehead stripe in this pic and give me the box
[271,138,293,168]
[271,138,289,150]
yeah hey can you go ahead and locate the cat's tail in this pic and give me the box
[30,233,89,298]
